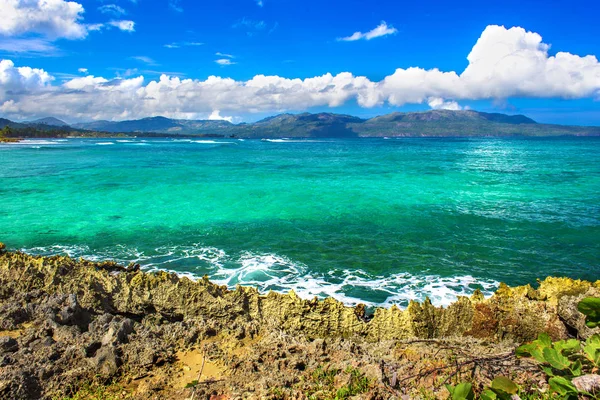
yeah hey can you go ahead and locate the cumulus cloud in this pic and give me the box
[427,97,462,111]
[208,110,233,122]
[77,67,88,73]
[338,21,397,42]
[1,25,600,121]
[0,0,87,39]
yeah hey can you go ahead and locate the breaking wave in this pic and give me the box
[21,243,499,308]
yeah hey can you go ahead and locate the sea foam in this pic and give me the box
[22,244,499,308]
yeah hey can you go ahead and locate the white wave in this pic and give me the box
[21,244,499,308]
[191,140,236,144]
[96,142,114,145]
[263,139,326,143]
[131,143,150,146]
[19,140,59,145]
[116,140,134,143]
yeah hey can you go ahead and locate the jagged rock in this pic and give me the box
[0,249,598,399]
[101,317,134,346]
[92,346,121,377]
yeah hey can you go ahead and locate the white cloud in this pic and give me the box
[215,59,235,66]
[0,38,60,55]
[108,20,135,32]
[164,41,203,49]
[0,0,87,39]
[1,25,600,122]
[131,56,157,65]
[78,67,88,73]
[216,52,234,58]
[338,21,397,42]
[98,4,126,16]
[208,110,233,122]
[427,97,462,111]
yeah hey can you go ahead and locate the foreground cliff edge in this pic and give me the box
[0,243,598,399]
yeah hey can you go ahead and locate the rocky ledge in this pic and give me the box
[0,243,598,399]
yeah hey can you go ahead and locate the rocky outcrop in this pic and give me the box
[0,245,597,399]
[1,249,597,343]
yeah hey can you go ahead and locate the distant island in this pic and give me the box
[2,110,600,140]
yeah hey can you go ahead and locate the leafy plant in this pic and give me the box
[479,377,519,400]
[516,331,600,399]
[578,297,600,329]
[445,382,475,400]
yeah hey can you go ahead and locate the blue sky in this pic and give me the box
[0,0,599,124]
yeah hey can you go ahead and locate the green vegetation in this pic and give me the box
[448,297,600,400]
[54,382,132,400]
[301,366,372,400]
[5,110,599,138]
[578,298,600,328]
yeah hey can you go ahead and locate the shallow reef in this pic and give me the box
[0,243,598,399]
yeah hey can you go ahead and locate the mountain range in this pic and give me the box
[2,110,600,138]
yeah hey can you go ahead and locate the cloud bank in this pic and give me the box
[1,25,600,121]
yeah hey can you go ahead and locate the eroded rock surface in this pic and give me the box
[0,246,598,399]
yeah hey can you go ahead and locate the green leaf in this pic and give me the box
[543,347,571,370]
[541,366,556,377]
[577,297,600,319]
[185,380,199,388]
[491,377,518,395]
[516,343,545,363]
[451,382,474,400]
[586,334,600,350]
[537,333,553,348]
[479,390,497,400]
[548,376,578,396]
[554,339,580,354]
[569,359,582,377]
[586,320,599,328]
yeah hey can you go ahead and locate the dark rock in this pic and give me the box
[92,347,121,377]
[0,337,18,353]
[102,317,134,346]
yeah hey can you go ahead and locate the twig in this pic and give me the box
[190,346,207,400]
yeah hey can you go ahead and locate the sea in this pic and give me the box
[1,137,599,308]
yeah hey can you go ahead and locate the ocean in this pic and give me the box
[1,137,599,308]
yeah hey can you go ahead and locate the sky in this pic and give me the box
[0,0,599,124]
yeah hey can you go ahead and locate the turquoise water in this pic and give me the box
[1,137,599,307]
